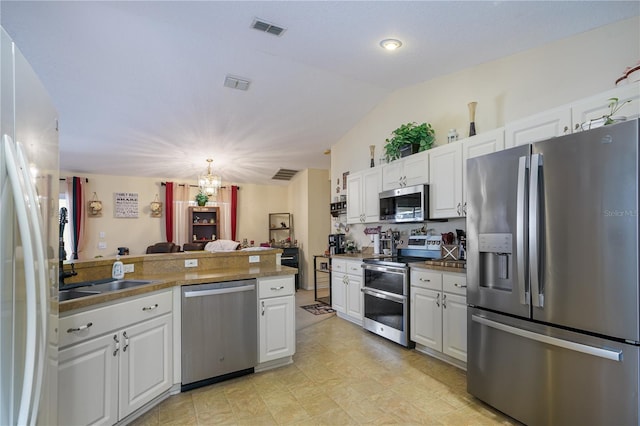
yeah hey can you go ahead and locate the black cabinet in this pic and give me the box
[281,247,299,289]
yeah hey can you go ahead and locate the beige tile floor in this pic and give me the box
[131,300,517,425]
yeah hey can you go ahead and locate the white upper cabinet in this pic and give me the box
[347,168,381,224]
[428,142,463,219]
[505,106,572,148]
[461,129,505,214]
[381,150,429,191]
[571,83,640,131]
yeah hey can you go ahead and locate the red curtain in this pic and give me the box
[231,185,238,241]
[165,182,174,243]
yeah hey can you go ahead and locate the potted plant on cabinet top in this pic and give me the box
[581,97,632,130]
[195,191,208,206]
[384,121,435,162]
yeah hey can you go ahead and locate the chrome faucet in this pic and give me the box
[59,207,77,287]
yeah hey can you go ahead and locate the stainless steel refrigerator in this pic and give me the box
[1,27,59,424]
[466,118,639,425]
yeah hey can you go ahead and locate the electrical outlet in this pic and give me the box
[249,255,260,263]
[98,242,107,249]
[123,264,134,273]
[185,259,198,268]
[99,231,105,239]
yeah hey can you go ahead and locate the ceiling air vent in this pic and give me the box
[272,169,298,181]
[223,75,251,91]
[251,18,286,36]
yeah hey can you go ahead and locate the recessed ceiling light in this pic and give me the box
[380,38,402,51]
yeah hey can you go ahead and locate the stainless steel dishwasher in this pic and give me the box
[181,279,257,391]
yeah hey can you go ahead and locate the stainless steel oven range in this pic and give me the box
[362,248,438,347]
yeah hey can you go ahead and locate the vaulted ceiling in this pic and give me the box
[2,1,638,184]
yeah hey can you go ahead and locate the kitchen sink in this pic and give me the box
[59,289,101,302]
[59,279,157,301]
[82,279,155,292]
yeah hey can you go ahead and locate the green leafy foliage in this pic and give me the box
[384,122,435,161]
[195,191,209,205]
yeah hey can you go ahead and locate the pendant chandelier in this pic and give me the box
[198,158,222,197]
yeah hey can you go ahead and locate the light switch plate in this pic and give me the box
[123,264,134,273]
[185,259,198,268]
[98,242,107,249]
[249,255,260,263]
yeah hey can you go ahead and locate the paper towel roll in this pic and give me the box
[373,234,380,254]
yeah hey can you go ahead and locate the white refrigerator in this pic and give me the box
[1,27,59,425]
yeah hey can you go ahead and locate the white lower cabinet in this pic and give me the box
[257,276,296,369]
[410,269,467,366]
[58,290,173,425]
[331,258,363,325]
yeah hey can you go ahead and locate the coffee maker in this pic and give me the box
[328,234,346,255]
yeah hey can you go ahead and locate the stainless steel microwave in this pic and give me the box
[379,184,429,223]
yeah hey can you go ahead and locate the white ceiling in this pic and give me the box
[2,1,638,185]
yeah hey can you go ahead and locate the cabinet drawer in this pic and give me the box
[60,290,172,348]
[345,260,363,276]
[443,273,467,296]
[331,258,346,273]
[411,269,442,291]
[258,276,295,299]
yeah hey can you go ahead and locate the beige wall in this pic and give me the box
[61,173,292,259]
[331,17,640,188]
[288,169,331,290]
[235,183,289,245]
[330,16,640,250]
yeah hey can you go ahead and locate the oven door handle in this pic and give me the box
[361,287,406,304]
[361,264,407,275]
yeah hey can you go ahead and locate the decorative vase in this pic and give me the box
[197,200,206,206]
[399,143,420,158]
[468,101,477,137]
[369,145,375,168]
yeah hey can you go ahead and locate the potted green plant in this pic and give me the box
[195,191,208,206]
[581,97,632,130]
[384,122,435,161]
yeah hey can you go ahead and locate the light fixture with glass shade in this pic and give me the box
[380,38,402,51]
[199,158,222,197]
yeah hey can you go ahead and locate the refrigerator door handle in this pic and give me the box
[3,135,38,425]
[16,141,49,423]
[529,153,543,308]
[516,156,529,305]
[472,315,622,362]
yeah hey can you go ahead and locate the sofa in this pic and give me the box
[145,242,180,254]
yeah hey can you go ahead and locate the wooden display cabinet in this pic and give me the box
[189,206,220,243]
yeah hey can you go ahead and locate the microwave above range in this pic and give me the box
[379,184,430,223]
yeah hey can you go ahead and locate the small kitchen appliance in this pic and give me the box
[328,233,346,255]
[379,184,430,223]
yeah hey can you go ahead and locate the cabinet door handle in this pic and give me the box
[270,286,285,291]
[462,202,467,215]
[454,282,467,288]
[436,293,440,307]
[442,294,447,309]
[142,303,158,311]
[456,203,462,216]
[419,277,431,282]
[113,334,120,357]
[261,300,265,316]
[67,322,93,333]
[122,331,129,352]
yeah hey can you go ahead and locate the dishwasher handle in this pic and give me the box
[184,284,255,298]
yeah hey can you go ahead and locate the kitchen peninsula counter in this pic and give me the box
[59,249,297,313]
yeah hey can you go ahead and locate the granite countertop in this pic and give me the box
[410,259,466,274]
[59,264,297,313]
